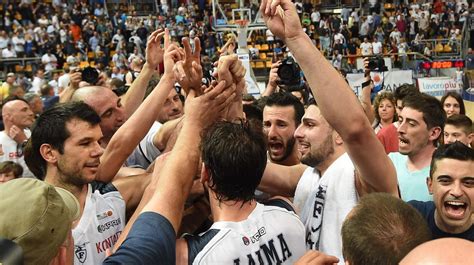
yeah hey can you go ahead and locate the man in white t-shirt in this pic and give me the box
[41,51,58,73]
[0,98,35,178]
[360,37,373,56]
[259,1,398,262]
[372,37,383,55]
[30,69,46,94]
[311,8,321,27]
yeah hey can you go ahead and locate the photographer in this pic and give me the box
[262,57,302,97]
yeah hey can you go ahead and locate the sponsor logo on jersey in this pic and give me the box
[242,236,250,246]
[306,184,327,250]
[97,218,121,233]
[96,231,122,254]
[233,233,292,265]
[75,242,88,263]
[96,210,114,221]
[250,227,266,243]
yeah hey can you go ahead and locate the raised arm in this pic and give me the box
[261,0,397,196]
[59,70,81,103]
[96,30,184,183]
[141,79,236,232]
[121,30,166,117]
[215,54,246,121]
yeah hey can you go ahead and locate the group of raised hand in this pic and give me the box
[144,27,247,123]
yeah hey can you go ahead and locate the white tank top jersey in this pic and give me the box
[297,153,358,264]
[186,202,306,265]
[72,182,126,265]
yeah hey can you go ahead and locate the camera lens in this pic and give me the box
[82,67,99,85]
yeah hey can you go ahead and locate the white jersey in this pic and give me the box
[297,153,358,264]
[72,182,126,265]
[0,130,34,178]
[125,121,162,169]
[186,202,306,265]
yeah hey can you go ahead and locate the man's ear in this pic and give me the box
[427,177,433,195]
[200,162,209,184]
[428,126,442,142]
[333,131,343,145]
[39,144,58,163]
[467,132,474,147]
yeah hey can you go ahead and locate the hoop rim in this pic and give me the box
[234,19,249,27]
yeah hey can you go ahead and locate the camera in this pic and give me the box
[71,66,100,85]
[277,57,301,88]
[367,57,388,71]
[81,66,100,85]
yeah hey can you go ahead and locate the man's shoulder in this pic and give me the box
[388,151,406,161]
[90,181,124,201]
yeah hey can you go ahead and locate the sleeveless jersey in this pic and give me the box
[297,153,358,264]
[186,201,306,265]
[72,182,126,265]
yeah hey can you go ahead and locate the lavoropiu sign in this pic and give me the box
[417,77,462,97]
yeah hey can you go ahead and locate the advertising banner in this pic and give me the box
[347,70,413,96]
[417,77,462,97]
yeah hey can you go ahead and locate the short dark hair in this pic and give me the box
[264,92,305,126]
[445,114,473,134]
[0,161,23,178]
[440,91,466,115]
[24,102,101,180]
[429,142,474,178]
[242,103,263,128]
[341,193,431,265]
[242,93,256,103]
[402,93,446,144]
[393,84,419,102]
[201,121,267,203]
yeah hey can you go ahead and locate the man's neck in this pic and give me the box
[316,147,345,176]
[3,123,25,134]
[44,172,89,226]
[407,144,436,171]
[209,192,257,222]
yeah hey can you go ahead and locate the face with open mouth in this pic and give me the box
[263,105,298,163]
[294,105,335,168]
[428,158,474,234]
[397,107,436,157]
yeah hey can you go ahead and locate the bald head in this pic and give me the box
[1,99,35,129]
[71,86,107,103]
[71,86,126,142]
[400,238,474,264]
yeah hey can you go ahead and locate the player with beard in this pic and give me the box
[263,92,304,166]
[257,0,398,262]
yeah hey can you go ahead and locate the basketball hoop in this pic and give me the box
[234,19,249,28]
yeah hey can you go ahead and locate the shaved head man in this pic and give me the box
[400,238,474,264]
[0,98,35,177]
[71,86,126,146]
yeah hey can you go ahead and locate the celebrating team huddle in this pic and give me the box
[0,0,473,264]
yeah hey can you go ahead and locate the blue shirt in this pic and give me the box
[409,201,474,241]
[389,152,432,202]
[103,212,175,264]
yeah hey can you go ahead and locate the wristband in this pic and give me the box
[361,80,373,88]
